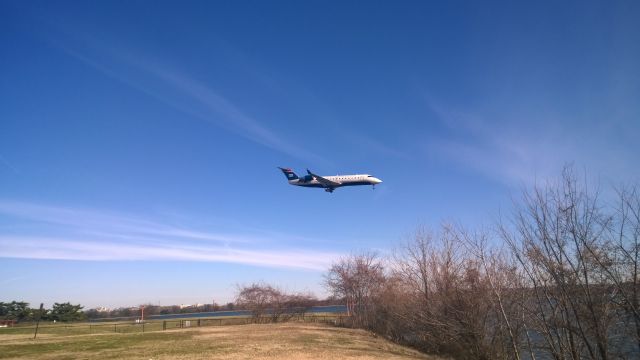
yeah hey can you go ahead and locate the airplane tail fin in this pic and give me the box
[278,167,299,180]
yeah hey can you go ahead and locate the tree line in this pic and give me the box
[2,291,333,323]
[84,303,236,320]
[325,168,640,360]
[0,301,85,322]
[84,294,336,321]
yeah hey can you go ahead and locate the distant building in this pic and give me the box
[179,303,204,309]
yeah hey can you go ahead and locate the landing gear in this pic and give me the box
[325,188,334,193]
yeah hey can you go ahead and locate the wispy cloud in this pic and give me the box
[0,201,250,245]
[0,201,340,270]
[0,236,333,270]
[425,99,639,187]
[0,275,28,286]
[143,65,328,164]
[427,105,564,186]
[339,131,409,159]
[54,38,328,165]
[0,154,19,174]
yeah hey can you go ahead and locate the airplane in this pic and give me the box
[278,167,382,193]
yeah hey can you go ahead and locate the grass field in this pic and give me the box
[0,322,438,359]
[0,316,257,337]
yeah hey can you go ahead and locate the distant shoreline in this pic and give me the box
[89,305,347,322]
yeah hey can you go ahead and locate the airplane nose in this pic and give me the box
[374,178,383,184]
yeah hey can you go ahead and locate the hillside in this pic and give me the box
[0,322,439,359]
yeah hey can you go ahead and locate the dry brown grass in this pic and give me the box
[0,322,440,359]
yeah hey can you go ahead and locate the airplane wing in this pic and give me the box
[307,169,341,187]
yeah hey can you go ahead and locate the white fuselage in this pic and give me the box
[291,174,383,189]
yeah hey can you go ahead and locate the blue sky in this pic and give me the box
[1,0,639,308]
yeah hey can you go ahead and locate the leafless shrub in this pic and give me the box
[499,167,637,359]
[389,226,521,359]
[323,167,639,360]
[324,252,386,329]
[235,282,316,323]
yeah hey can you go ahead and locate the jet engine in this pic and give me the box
[300,174,314,183]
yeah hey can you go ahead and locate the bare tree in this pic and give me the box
[235,282,282,323]
[613,186,640,353]
[499,167,625,359]
[460,226,524,360]
[318,167,639,360]
[581,185,640,355]
[324,252,386,329]
[235,283,316,323]
[387,226,522,359]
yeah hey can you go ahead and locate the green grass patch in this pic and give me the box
[0,331,232,359]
